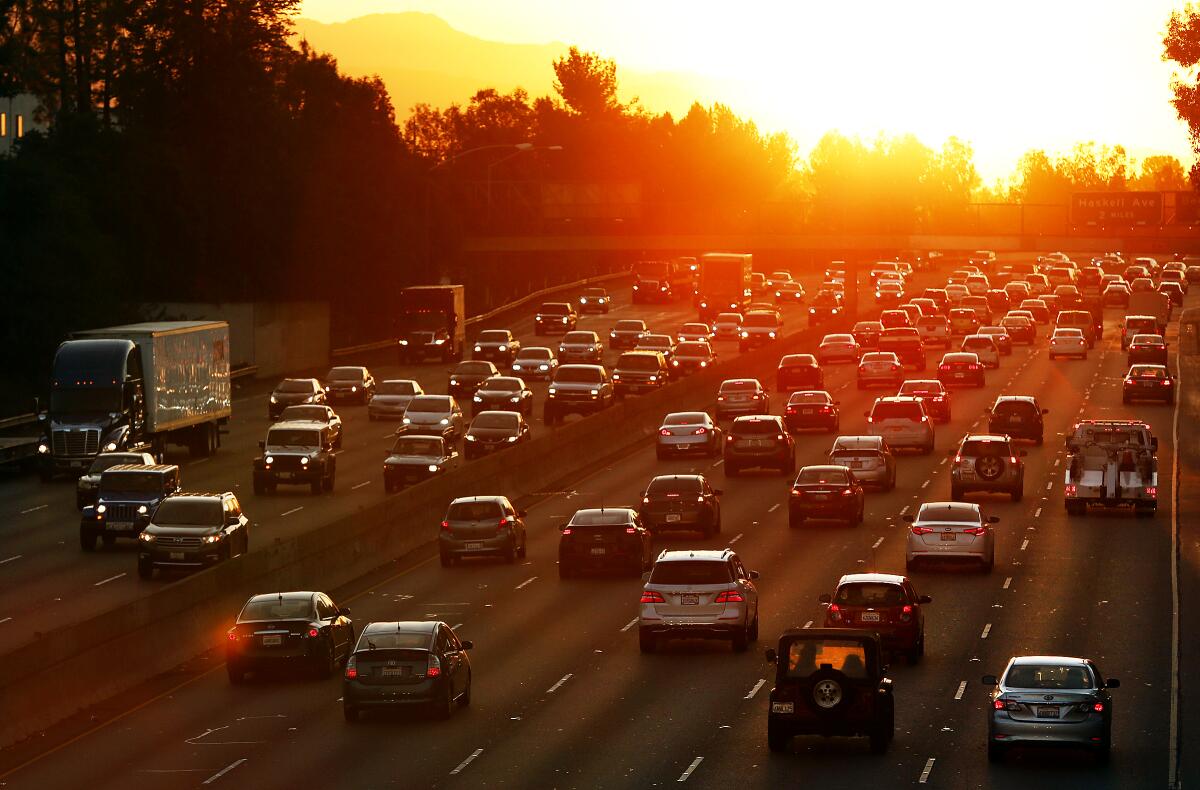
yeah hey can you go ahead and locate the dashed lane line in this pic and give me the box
[678,757,704,782]
[351,481,371,490]
[1045,480,1053,491]
[546,674,573,694]
[621,618,639,633]
[745,678,767,699]
[767,503,780,513]
[918,757,936,784]
[981,623,992,639]
[1020,539,1029,551]
[729,533,742,544]
[19,504,47,515]
[954,681,967,700]
[0,555,22,566]
[1034,507,1042,518]
[280,506,303,517]
[1003,576,1012,590]
[449,749,483,776]
[803,620,813,629]
[515,576,537,590]
[872,537,884,550]
[202,759,247,786]
[94,573,125,587]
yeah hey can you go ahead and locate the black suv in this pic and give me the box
[724,415,795,477]
[765,629,894,754]
[808,292,844,327]
[448,360,499,400]
[253,422,337,495]
[986,396,1048,444]
[534,302,578,335]
[545,365,614,424]
[80,464,181,551]
[558,507,653,578]
[269,378,325,420]
[613,351,670,398]
[137,492,249,579]
[324,367,375,405]
[637,474,722,536]
[472,329,520,365]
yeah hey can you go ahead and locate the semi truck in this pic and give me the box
[696,253,753,322]
[395,285,465,363]
[39,321,231,479]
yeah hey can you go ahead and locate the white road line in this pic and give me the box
[514,576,537,590]
[1020,539,1029,551]
[191,457,211,465]
[19,504,47,515]
[202,759,247,785]
[768,503,780,513]
[954,680,967,700]
[872,537,884,550]
[745,678,767,699]
[1002,576,1012,590]
[981,623,992,639]
[451,623,463,630]
[939,457,947,465]
[0,555,22,566]
[351,481,371,490]
[280,506,304,517]
[900,505,910,516]
[677,757,704,782]
[0,617,11,625]
[449,748,483,776]
[93,572,125,587]
[920,480,930,489]
[546,673,573,694]
[918,757,936,784]
[803,620,813,629]
[1053,458,1061,467]
[711,459,723,467]
[1033,507,1042,518]
[729,532,742,544]
[621,617,639,633]
[1170,340,1183,788]
[1045,480,1053,491]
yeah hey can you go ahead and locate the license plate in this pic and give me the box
[106,522,133,532]
[681,594,699,605]
[1009,416,1022,423]
[666,514,682,523]
[850,461,864,469]
[466,542,484,550]
[801,408,814,415]
[771,702,795,714]
[1037,706,1059,718]
[590,547,607,555]
[940,532,957,541]
[71,461,84,469]
[262,635,282,647]
[381,666,409,677]
[860,612,881,622]
[809,494,829,500]
[954,372,965,378]
[169,551,185,560]
[278,472,294,480]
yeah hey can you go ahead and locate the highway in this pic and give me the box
[0,272,1179,788]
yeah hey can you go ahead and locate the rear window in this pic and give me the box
[356,633,429,651]
[152,498,222,526]
[720,380,758,392]
[871,401,922,420]
[447,501,503,521]
[569,510,633,526]
[861,353,896,363]
[281,406,328,421]
[961,438,1010,456]
[716,313,741,323]
[1004,664,1095,690]
[327,368,361,381]
[1127,318,1157,331]
[1131,366,1167,378]
[993,400,1035,417]
[649,560,732,585]
[377,381,416,395]
[664,412,708,425]
[647,477,702,494]
[917,316,946,327]
[835,583,907,607]
[822,335,854,344]
[795,468,850,485]
[781,355,816,366]
[88,455,146,474]
[962,337,993,349]
[832,448,883,460]
[241,598,313,621]
[789,392,830,404]
[733,419,781,435]
[916,503,979,523]
[899,382,941,395]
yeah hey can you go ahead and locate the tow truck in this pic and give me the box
[1063,419,1158,517]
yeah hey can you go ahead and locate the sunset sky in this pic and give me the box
[299,0,1195,182]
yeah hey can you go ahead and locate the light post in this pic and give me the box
[486,144,564,226]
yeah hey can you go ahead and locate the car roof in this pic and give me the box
[838,572,906,586]
[163,493,229,502]
[655,549,733,563]
[103,463,178,474]
[900,379,942,388]
[1008,655,1089,667]
[363,621,438,636]
[650,474,705,483]
[874,395,921,404]
[247,591,315,603]
[797,464,850,474]
[916,501,982,522]
[732,415,782,425]
[721,378,762,387]
[328,366,365,373]
[831,435,884,448]
[449,495,509,505]
[994,395,1036,404]
[269,420,326,432]
[279,377,318,386]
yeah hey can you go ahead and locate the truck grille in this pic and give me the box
[105,503,139,522]
[154,535,203,548]
[53,429,99,457]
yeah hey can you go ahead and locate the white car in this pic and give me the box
[512,346,559,379]
[961,334,1000,369]
[904,500,997,571]
[1048,328,1088,360]
[817,333,861,364]
[638,549,760,653]
[965,274,991,296]
[916,315,951,347]
[713,312,743,341]
[857,352,904,389]
[866,396,934,454]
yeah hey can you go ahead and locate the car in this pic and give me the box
[637,333,677,363]
[866,396,934,454]
[368,379,424,421]
[279,404,343,449]
[960,334,1000,369]
[79,464,181,550]
[740,310,783,350]
[987,396,1048,444]
[999,314,1035,344]
[713,312,743,341]
[610,319,649,349]
[253,422,337,495]
[910,297,940,317]
[948,307,980,335]
[820,573,930,662]
[269,378,325,420]
[342,621,473,722]
[471,376,533,417]
[1123,364,1176,404]
[545,364,614,424]
[877,327,926,370]
[400,395,465,442]
[896,379,950,422]
[985,289,1012,315]
[920,287,950,313]
[638,548,760,653]
[965,274,990,296]
[613,350,670,397]
[977,326,1013,355]
[534,302,578,334]
[775,278,806,304]
[1024,273,1050,295]
[1003,281,1031,303]
[852,321,884,349]
[324,366,375,405]
[559,507,653,578]
[557,331,604,365]
[916,315,951,347]
[817,333,861,364]
[577,286,612,313]
[1054,284,1083,309]
[225,591,355,683]
[878,309,912,330]
[715,378,769,420]
[944,283,970,304]
[1121,315,1161,350]
[776,354,823,392]
[764,628,895,754]
[439,495,527,566]
[961,295,993,325]
[677,322,714,343]
[463,411,531,459]
[827,435,896,490]
[512,346,559,380]
[1161,280,1186,306]
[788,465,865,527]
[1103,282,1131,307]
[1018,299,1051,324]
[724,415,795,476]
[937,352,985,388]
[808,291,844,325]
[1187,265,1200,283]
[983,656,1119,763]
[1048,327,1088,360]
[657,411,724,458]
[383,434,458,492]
[874,280,904,305]
[1127,333,1169,365]
[949,434,1025,502]
[671,340,716,374]
[75,451,157,510]
[471,329,520,365]
[638,474,722,535]
[750,272,769,296]
[856,352,904,389]
[448,360,499,400]
[137,492,249,579]
[784,390,840,433]
[1055,309,1096,347]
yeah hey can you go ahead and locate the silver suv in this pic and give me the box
[950,434,1026,501]
[439,495,528,566]
[638,549,760,654]
[828,435,896,490]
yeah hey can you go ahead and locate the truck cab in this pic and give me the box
[395,285,465,363]
[80,464,181,551]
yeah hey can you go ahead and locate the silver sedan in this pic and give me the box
[903,501,997,571]
[656,412,723,459]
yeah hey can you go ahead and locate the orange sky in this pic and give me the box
[298,0,1195,182]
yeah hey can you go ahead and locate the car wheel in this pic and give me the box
[322,469,335,493]
[439,551,454,568]
[434,684,455,720]
[343,704,359,723]
[518,535,528,559]
[80,528,97,552]
[558,562,573,579]
[749,613,759,642]
[1035,434,1044,446]
[310,477,322,495]
[1095,734,1111,764]
[137,558,153,579]
[982,552,995,573]
[869,722,892,754]
[504,541,517,564]
[655,447,666,461]
[638,629,657,654]
[102,534,116,548]
[316,641,336,678]
[459,674,472,708]
[987,741,1007,763]
[789,512,804,529]
[731,626,749,653]
[1011,484,1023,502]
[767,721,791,753]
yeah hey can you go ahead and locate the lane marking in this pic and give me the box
[202,759,247,785]
[899,505,910,516]
[93,573,125,587]
[954,680,967,700]
[621,618,639,633]
[745,678,767,699]
[939,457,947,465]
[1020,539,1029,551]
[677,757,704,782]
[803,620,813,629]
[451,623,463,631]
[710,459,723,468]
[351,481,371,490]
[546,673,573,694]
[1002,576,1012,590]
[919,757,936,784]
[872,537,884,550]
[1053,458,1061,467]
[0,617,11,625]
[19,504,47,515]
[280,506,304,517]
[0,555,22,566]
[449,748,483,776]
[767,503,780,513]
[1044,481,1053,491]
[921,480,930,489]
[729,532,742,544]
[1170,337,1183,789]
[1033,507,1042,518]
[981,623,992,639]
[514,576,537,590]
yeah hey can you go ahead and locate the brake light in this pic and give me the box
[715,590,745,603]
[842,488,855,496]
[626,527,638,534]
[227,630,238,641]
[1065,484,1077,496]
[561,527,573,535]
[660,428,672,436]
[427,655,442,678]
[751,394,761,400]
[777,434,785,440]
[717,395,725,401]
[954,455,962,463]
[920,415,928,422]
[441,520,451,531]
[939,364,949,371]
[1146,487,1157,497]
[993,699,1006,710]
[786,406,797,414]
[964,527,987,536]
[1093,702,1105,712]
[828,603,842,622]
[1164,379,1173,386]
[308,628,320,638]
[911,526,934,535]
[1009,456,1017,464]
[641,590,666,603]
[693,427,708,435]
[969,364,980,370]
[345,656,358,679]
[866,417,874,423]
[498,517,510,532]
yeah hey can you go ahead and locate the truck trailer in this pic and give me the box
[696,253,753,322]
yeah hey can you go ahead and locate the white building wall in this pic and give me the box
[0,94,47,156]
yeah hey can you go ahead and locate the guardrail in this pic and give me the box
[230,365,258,382]
[0,412,36,432]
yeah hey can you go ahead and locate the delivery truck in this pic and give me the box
[696,253,753,322]
[395,285,465,363]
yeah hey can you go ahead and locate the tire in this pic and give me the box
[80,528,97,552]
[767,721,791,753]
[922,442,934,456]
[504,541,517,564]
[439,551,454,568]
[334,435,343,449]
[343,705,359,723]
[253,478,265,496]
[517,535,528,559]
[558,562,573,579]
[1035,434,1044,446]
[988,741,1007,763]
[748,614,759,642]
[1010,484,1023,502]
[315,640,336,679]
[137,558,153,579]
[655,448,666,461]
[322,469,335,493]
[227,661,247,685]
[434,685,455,720]
[310,477,322,495]
[869,724,891,754]
[732,626,749,653]
[459,674,472,708]
[638,629,657,654]
[1095,735,1111,764]
[1066,500,1085,516]
[982,552,995,573]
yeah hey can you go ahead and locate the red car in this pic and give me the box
[820,573,931,662]
[896,379,951,422]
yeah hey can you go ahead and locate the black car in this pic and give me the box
[671,341,716,375]
[464,411,531,459]
[544,365,615,424]
[534,302,578,335]
[449,360,499,400]
[226,591,355,683]
[269,378,325,420]
[439,496,527,566]
[1127,334,1169,366]
[765,629,894,754]
[610,319,650,349]
[777,354,824,392]
[253,422,337,495]
[1123,364,1176,404]
[783,391,840,433]
[578,287,612,314]
[724,415,796,477]
[343,621,473,722]
[808,292,844,327]
[788,465,865,527]
[852,321,883,350]
[999,316,1035,345]
[987,396,1048,444]
[558,507,653,578]
[137,492,249,579]
[324,366,375,405]
[472,376,533,417]
[637,474,722,536]
[383,435,457,492]
[472,329,520,365]
[80,464,181,550]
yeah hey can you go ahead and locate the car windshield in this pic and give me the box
[357,632,429,650]
[962,338,993,350]
[563,332,594,343]
[569,510,633,526]
[795,468,850,485]
[555,367,602,383]
[518,348,552,361]
[327,368,361,381]
[647,477,702,494]
[241,598,313,621]
[481,378,521,392]
[391,437,442,455]
[733,419,780,435]
[618,355,661,371]
[676,342,710,356]
[1005,664,1094,690]
[614,321,644,331]
[649,560,731,585]
[786,639,869,679]
[539,304,569,315]
[664,413,708,426]
[153,498,222,526]
[406,397,450,414]
[88,455,143,474]
[781,355,815,366]
[1054,329,1083,338]
[267,429,320,447]
[276,379,314,393]
[472,413,518,430]
[477,331,508,343]
[744,313,777,328]
[1132,335,1163,345]
[836,583,907,607]
[455,362,493,375]
[448,501,503,521]
[281,406,327,421]
[377,381,416,395]
[101,471,164,493]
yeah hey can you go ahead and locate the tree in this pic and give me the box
[552,46,621,117]
[1164,4,1200,185]
[1131,154,1189,191]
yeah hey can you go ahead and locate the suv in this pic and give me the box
[610,319,649,349]
[808,291,844,326]
[534,302,578,334]
[636,333,677,364]
[559,507,653,578]
[950,434,1026,501]
[613,351,670,398]
[472,329,520,365]
[724,415,795,476]
[987,396,1048,444]
[80,464,181,550]
[1121,315,1160,350]
[448,360,499,400]
[866,396,934,454]
[827,435,896,490]
[279,404,343,449]
[558,331,604,364]
[877,328,926,370]
[76,451,157,510]
[545,364,614,424]
[740,310,783,351]
[852,321,884,349]
[137,492,249,578]
[439,495,527,566]
[577,286,612,314]
[253,422,337,495]
[324,366,375,405]
[764,629,894,754]
[638,549,760,653]
[820,573,931,662]
[1055,310,1096,348]
[269,378,325,420]
[788,465,865,526]
[638,474,722,536]
[916,315,951,347]
[383,434,457,492]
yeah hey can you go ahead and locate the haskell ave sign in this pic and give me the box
[1071,192,1162,226]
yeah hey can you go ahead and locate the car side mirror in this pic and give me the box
[982,674,998,686]
[339,607,351,617]
[1105,678,1120,689]
[918,595,933,604]
[818,593,832,605]
[988,516,1000,523]
[902,514,914,522]
[749,570,760,580]
[1152,438,1159,451]
[764,648,777,664]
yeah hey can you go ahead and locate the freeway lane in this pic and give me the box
[1,283,1178,788]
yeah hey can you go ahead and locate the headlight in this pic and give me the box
[610,331,618,338]
[548,387,558,394]
[649,375,657,381]
[428,464,439,472]
[450,379,459,386]
[398,339,409,345]
[440,418,449,425]
[474,396,483,402]
[402,418,411,424]
[434,338,446,345]
[598,298,606,304]
[612,373,621,380]
[300,456,309,465]
[465,435,476,442]
[499,345,507,351]
[38,443,48,454]
[265,455,274,464]
[590,389,599,395]
[507,436,518,442]
[539,364,548,371]
[96,504,107,514]
[512,364,521,371]
[510,396,521,402]
[561,317,568,323]
[137,504,148,515]
[700,361,707,367]
[350,386,357,392]
[138,532,155,543]
[474,346,483,352]
[202,533,225,544]
[740,331,749,338]
[102,441,118,452]
[580,298,588,303]
[769,331,776,338]
[270,396,277,404]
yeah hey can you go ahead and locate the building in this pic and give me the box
[0,94,47,156]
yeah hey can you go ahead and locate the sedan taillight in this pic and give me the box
[640,590,666,604]
[715,590,745,603]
